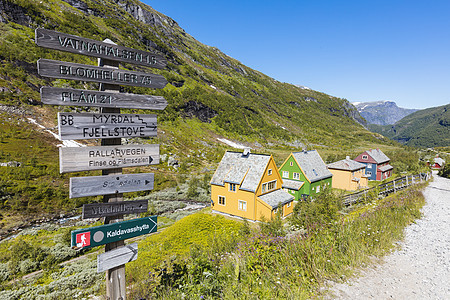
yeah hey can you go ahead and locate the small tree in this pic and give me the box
[259,208,285,237]
[289,187,342,232]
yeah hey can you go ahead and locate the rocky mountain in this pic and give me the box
[353,101,418,125]
[368,104,450,148]
[0,0,396,218]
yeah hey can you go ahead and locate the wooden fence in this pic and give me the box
[342,172,432,206]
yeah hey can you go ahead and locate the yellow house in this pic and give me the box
[210,150,294,222]
[327,156,369,191]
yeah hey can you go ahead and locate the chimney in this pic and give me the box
[346,156,350,160]
[243,148,251,156]
[302,145,307,153]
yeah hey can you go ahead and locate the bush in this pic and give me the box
[259,210,285,237]
[289,188,342,232]
[438,164,450,178]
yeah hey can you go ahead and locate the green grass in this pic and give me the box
[124,183,426,299]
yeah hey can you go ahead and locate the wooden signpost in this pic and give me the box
[70,173,154,198]
[57,112,157,140]
[59,144,159,173]
[82,200,148,219]
[40,87,167,110]
[36,28,168,299]
[38,59,168,89]
[97,243,138,273]
[71,216,157,249]
[35,28,167,69]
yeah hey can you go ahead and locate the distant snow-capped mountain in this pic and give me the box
[352,101,418,125]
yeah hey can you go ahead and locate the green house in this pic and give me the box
[278,150,333,201]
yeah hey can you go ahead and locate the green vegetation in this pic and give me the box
[369,104,450,148]
[0,0,406,225]
[123,184,426,299]
[438,164,450,178]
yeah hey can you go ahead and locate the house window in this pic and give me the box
[238,200,247,211]
[362,155,368,160]
[367,164,372,169]
[218,196,225,206]
[287,202,291,208]
[290,161,293,166]
[229,183,236,192]
[367,171,372,176]
[293,172,300,180]
[268,169,272,176]
[262,180,277,193]
[282,171,289,178]
[316,185,320,193]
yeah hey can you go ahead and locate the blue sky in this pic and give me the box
[143,0,450,109]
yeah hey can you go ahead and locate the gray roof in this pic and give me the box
[292,150,333,183]
[366,149,390,164]
[434,157,445,166]
[327,158,366,171]
[210,151,271,192]
[378,164,393,172]
[282,179,305,190]
[258,189,294,209]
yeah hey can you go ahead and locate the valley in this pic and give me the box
[0,0,449,299]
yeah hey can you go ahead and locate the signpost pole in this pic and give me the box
[99,48,126,300]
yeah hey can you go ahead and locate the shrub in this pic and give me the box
[438,164,450,178]
[290,188,342,231]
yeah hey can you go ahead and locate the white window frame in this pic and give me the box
[282,171,289,178]
[290,161,293,166]
[316,185,320,193]
[293,172,300,180]
[238,200,247,211]
[262,180,277,193]
[218,195,226,206]
[367,171,372,176]
[362,155,368,160]
[229,183,236,192]
[267,180,276,191]
[268,169,272,176]
[287,202,291,208]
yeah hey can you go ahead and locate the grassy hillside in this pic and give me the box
[369,104,450,148]
[0,0,414,226]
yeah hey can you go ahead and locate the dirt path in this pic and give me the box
[326,173,450,299]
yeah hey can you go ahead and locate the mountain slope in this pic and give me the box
[0,0,378,145]
[0,0,399,220]
[368,104,450,148]
[353,101,418,125]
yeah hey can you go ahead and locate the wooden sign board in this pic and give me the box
[82,200,148,219]
[71,173,154,198]
[59,144,159,173]
[38,59,167,89]
[71,216,157,249]
[97,243,138,273]
[57,112,157,140]
[40,87,167,110]
[35,28,167,69]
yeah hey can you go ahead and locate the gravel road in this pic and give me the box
[326,173,450,299]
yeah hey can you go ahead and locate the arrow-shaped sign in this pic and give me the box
[71,216,157,249]
[59,144,159,173]
[97,243,138,273]
[70,173,154,198]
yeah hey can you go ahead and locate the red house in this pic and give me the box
[431,155,445,169]
[354,149,393,181]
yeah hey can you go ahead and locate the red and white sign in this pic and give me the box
[76,232,91,247]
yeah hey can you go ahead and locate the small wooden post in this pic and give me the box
[99,42,126,300]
